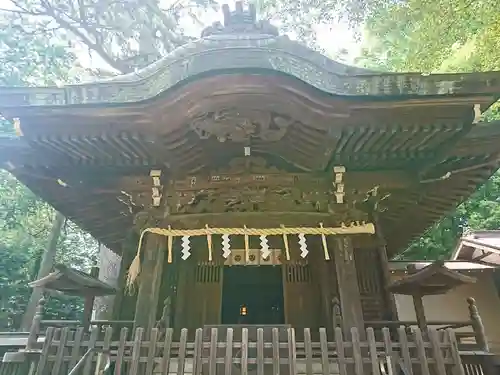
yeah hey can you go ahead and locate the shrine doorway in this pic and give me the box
[221,266,285,325]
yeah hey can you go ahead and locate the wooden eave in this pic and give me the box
[0,74,498,175]
[383,123,500,253]
[388,260,477,296]
[1,122,499,255]
[1,73,498,134]
[28,264,117,297]
[388,260,495,273]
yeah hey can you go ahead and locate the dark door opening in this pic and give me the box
[221,266,285,325]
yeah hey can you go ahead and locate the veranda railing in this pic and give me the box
[0,325,481,375]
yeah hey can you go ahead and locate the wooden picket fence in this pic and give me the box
[0,326,482,375]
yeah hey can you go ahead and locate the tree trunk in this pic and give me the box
[20,211,65,331]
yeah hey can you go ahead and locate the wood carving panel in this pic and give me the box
[190,109,293,142]
[167,157,333,215]
[165,158,381,225]
[169,184,334,214]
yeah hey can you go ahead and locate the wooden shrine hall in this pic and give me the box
[1,3,500,375]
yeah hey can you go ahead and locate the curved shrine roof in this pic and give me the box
[0,2,500,255]
[0,3,499,108]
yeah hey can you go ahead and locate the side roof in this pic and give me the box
[452,230,500,267]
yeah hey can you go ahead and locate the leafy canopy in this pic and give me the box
[353,0,500,259]
[0,22,97,329]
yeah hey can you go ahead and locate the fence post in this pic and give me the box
[467,297,496,375]
[467,297,488,352]
[158,297,171,330]
[331,297,342,332]
[26,294,46,350]
[82,265,99,331]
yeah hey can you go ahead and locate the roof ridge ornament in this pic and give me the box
[201,1,279,37]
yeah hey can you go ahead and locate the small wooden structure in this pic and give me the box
[29,264,116,297]
[28,264,117,331]
[1,2,500,374]
[389,260,477,331]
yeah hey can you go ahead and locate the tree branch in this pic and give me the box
[0,7,40,15]
[40,0,132,73]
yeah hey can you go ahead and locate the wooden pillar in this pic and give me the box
[26,295,46,350]
[319,261,333,333]
[312,240,333,335]
[372,212,399,320]
[112,232,138,321]
[467,297,496,375]
[174,260,190,330]
[133,234,165,334]
[333,236,365,339]
[412,294,427,332]
[468,297,488,351]
[21,211,65,331]
[82,266,99,331]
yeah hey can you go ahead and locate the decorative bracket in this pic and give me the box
[360,186,391,214]
[13,117,23,136]
[473,104,482,124]
[333,165,346,204]
[150,169,163,207]
[201,2,279,37]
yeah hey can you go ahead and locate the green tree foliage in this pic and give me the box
[357,0,499,72]
[353,0,500,260]
[0,171,99,329]
[0,171,97,329]
[0,27,98,329]
[0,18,77,86]
[0,0,216,74]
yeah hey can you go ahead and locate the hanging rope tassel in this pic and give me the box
[126,232,147,294]
[206,224,213,262]
[281,225,291,261]
[167,225,173,263]
[13,118,23,137]
[319,223,330,260]
[244,225,249,263]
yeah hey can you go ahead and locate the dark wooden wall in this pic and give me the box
[113,234,391,332]
[283,261,321,338]
[355,248,386,321]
